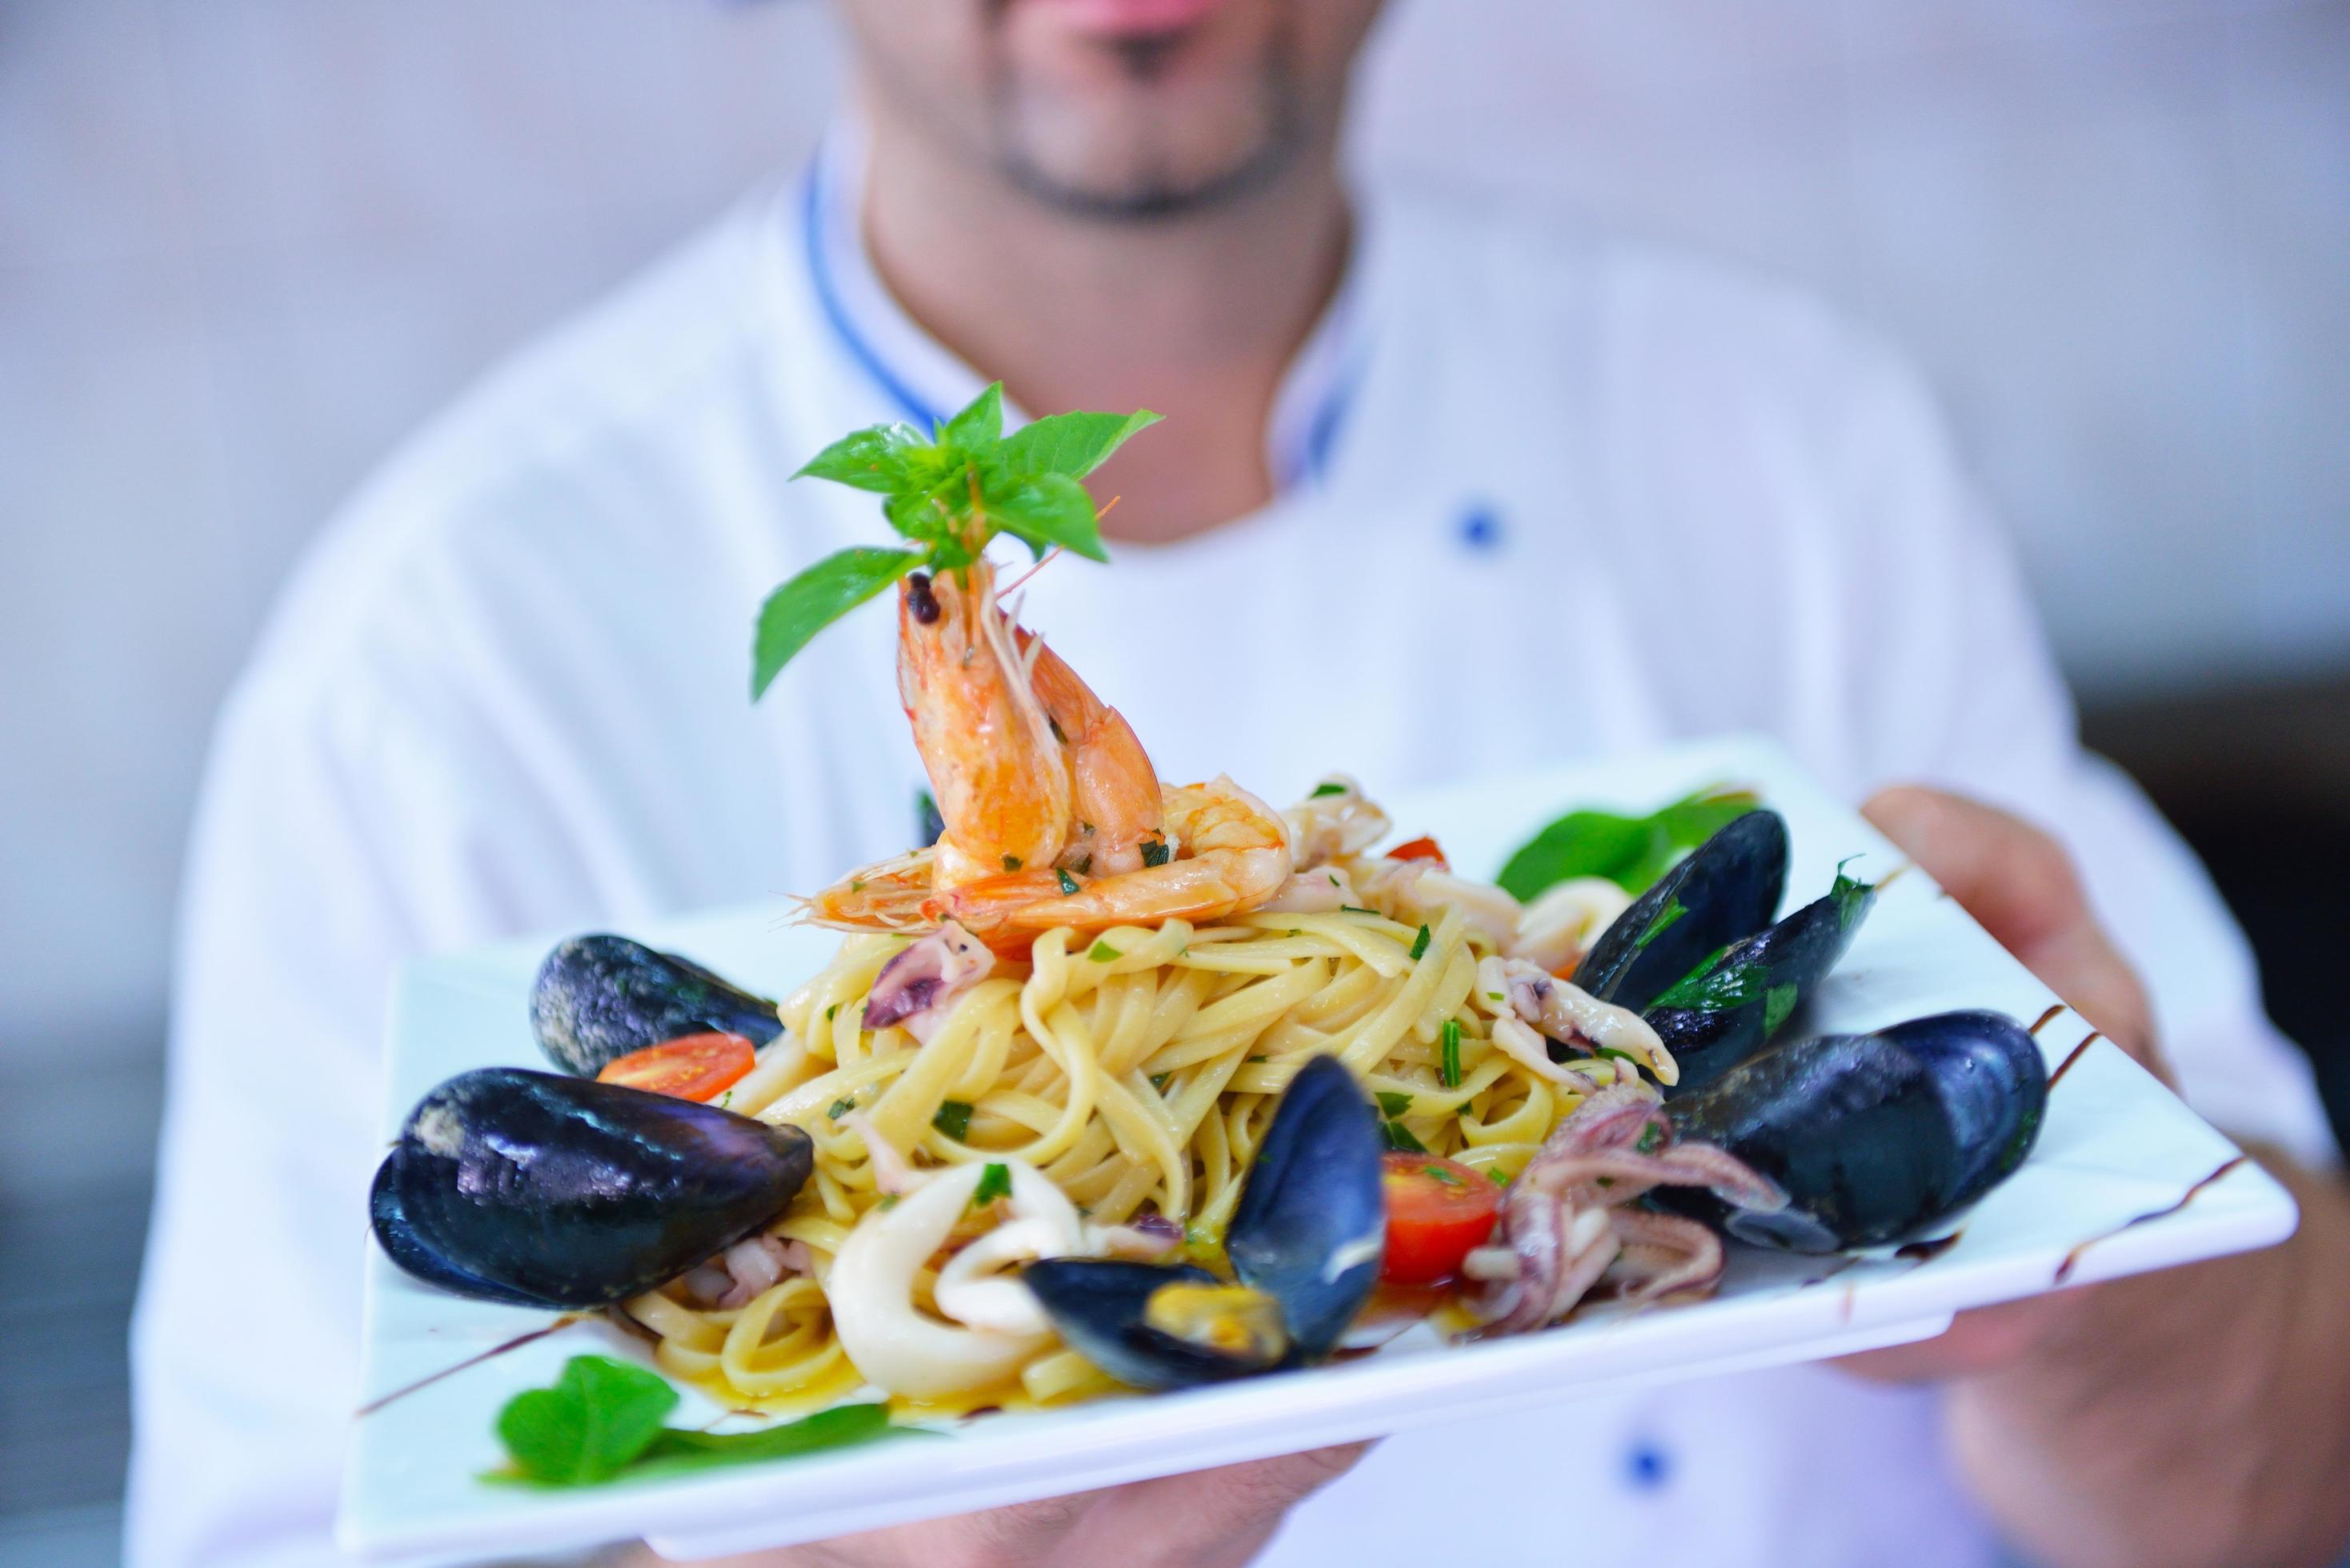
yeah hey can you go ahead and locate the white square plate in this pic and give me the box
[338,736,2296,1564]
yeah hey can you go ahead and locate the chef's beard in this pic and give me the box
[983,14,1307,222]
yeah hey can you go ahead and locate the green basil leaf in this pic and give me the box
[495,1355,679,1486]
[940,382,1004,451]
[997,409,1162,482]
[751,546,924,698]
[986,471,1108,562]
[1495,810,1651,902]
[792,422,930,494]
[628,1402,919,1480]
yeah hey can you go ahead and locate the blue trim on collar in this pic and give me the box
[800,170,943,434]
[798,158,1362,487]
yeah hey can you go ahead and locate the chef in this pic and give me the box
[129,2,2350,1565]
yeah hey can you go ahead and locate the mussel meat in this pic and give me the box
[1572,810,1789,1014]
[1662,1010,2047,1251]
[370,1066,815,1308]
[530,934,783,1077]
[1648,865,1877,1098]
[1023,1054,1384,1390]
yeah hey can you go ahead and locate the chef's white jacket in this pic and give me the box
[128,134,2335,1567]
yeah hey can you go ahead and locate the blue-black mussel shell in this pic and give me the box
[530,934,783,1077]
[1022,1054,1385,1387]
[1648,872,1877,1098]
[1663,1010,2048,1251]
[370,1066,814,1309]
[1574,810,1789,1014]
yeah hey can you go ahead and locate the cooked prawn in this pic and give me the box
[807,557,1289,955]
[934,776,1291,949]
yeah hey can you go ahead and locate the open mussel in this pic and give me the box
[1023,1054,1384,1390]
[1649,865,1877,1098]
[1662,1010,2047,1251]
[530,934,782,1077]
[1573,810,1788,1014]
[370,1066,814,1308]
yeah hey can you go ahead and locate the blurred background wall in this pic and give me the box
[1,0,2343,1560]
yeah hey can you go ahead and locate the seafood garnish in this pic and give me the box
[861,921,995,1042]
[1474,1086,1784,1334]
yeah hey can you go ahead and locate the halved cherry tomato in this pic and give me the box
[1387,835,1450,868]
[1379,1152,1502,1286]
[595,1032,756,1102]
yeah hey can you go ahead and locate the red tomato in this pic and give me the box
[596,1032,757,1102]
[1379,1153,1502,1286]
[1387,835,1449,868]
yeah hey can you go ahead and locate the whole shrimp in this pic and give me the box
[810,557,1291,955]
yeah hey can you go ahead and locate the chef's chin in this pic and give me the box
[981,0,1335,221]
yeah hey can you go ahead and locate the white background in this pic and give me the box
[2,0,2344,1085]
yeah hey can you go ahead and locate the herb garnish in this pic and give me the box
[1140,837,1171,868]
[1002,854,1023,873]
[1088,939,1122,962]
[933,1100,975,1140]
[827,1095,858,1120]
[1635,1122,1663,1154]
[1439,1018,1463,1088]
[1408,924,1432,962]
[1380,1120,1429,1154]
[752,384,1159,697]
[1496,786,1760,902]
[1339,905,1379,916]
[1423,1164,1463,1186]
[1055,867,1080,895]
[971,1162,1012,1207]
[1309,782,1347,798]
[490,1355,919,1487]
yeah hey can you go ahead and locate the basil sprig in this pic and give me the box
[1497,786,1759,902]
[491,1355,921,1487]
[753,384,1160,698]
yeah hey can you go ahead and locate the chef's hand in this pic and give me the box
[1838,786,2350,1568]
[623,1442,1367,1568]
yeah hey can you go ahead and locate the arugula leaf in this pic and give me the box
[495,1356,678,1486]
[996,409,1162,482]
[933,1100,975,1140]
[751,546,924,698]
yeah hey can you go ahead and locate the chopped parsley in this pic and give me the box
[825,1003,839,1022]
[1595,1045,1639,1066]
[1055,867,1080,895]
[826,1096,858,1120]
[1439,1018,1463,1088]
[1002,854,1023,873]
[1339,905,1379,916]
[1408,924,1432,961]
[1140,838,1171,868]
[1150,1072,1171,1092]
[1491,1168,1512,1186]
[1375,1090,1415,1118]
[1379,1120,1428,1154]
[1087,939,1122,962]
[932,1100,974,1140]
[1309,782,1347,798]
[1631,897,1687,952]
[1068,854,1092,875]
[1423,1164,1463,1186]
[1635,1121,1663,1154]
[971,1162,1011,1207]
